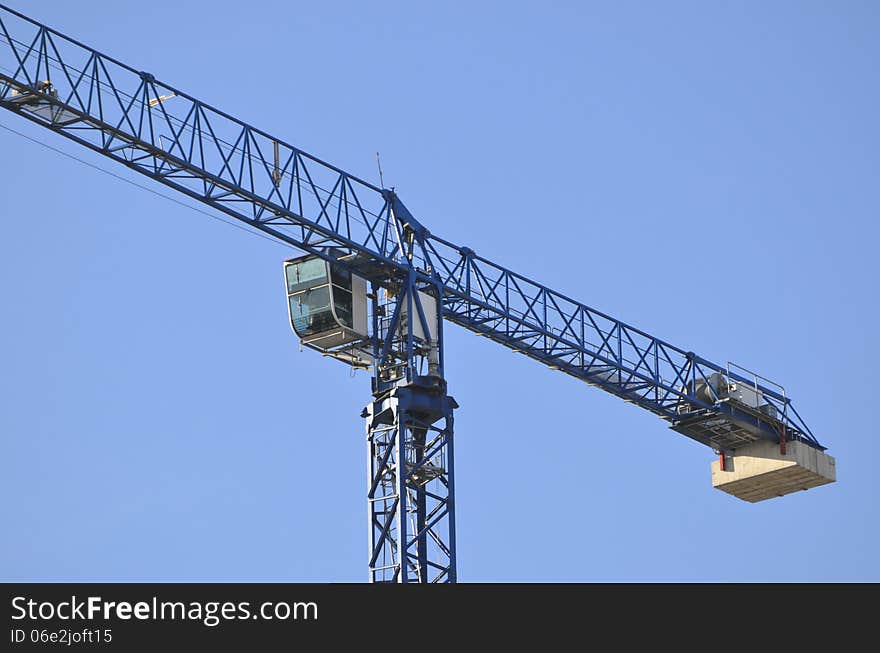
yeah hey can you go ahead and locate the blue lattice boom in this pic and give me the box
[0,4,823,453]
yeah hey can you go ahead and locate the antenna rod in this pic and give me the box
[376,151,385,189]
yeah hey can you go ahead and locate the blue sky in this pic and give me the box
[1,0,877,581]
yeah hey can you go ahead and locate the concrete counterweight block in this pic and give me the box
[711,440,836,503]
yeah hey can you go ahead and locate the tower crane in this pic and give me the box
[0,5,835,583]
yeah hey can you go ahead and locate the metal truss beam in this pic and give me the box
[0,2,823,469]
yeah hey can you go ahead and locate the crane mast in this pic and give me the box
[0,5,834,582]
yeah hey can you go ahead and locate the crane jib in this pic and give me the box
[0,3,825,459]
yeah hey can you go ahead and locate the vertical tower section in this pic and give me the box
[364,376,458,582]
[364,268,458,583]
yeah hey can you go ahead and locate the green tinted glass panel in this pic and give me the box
[289,287,336,336]
[285,258,329,294]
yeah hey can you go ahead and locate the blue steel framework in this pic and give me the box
[361,246,458,581]
[0,6,825,581]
